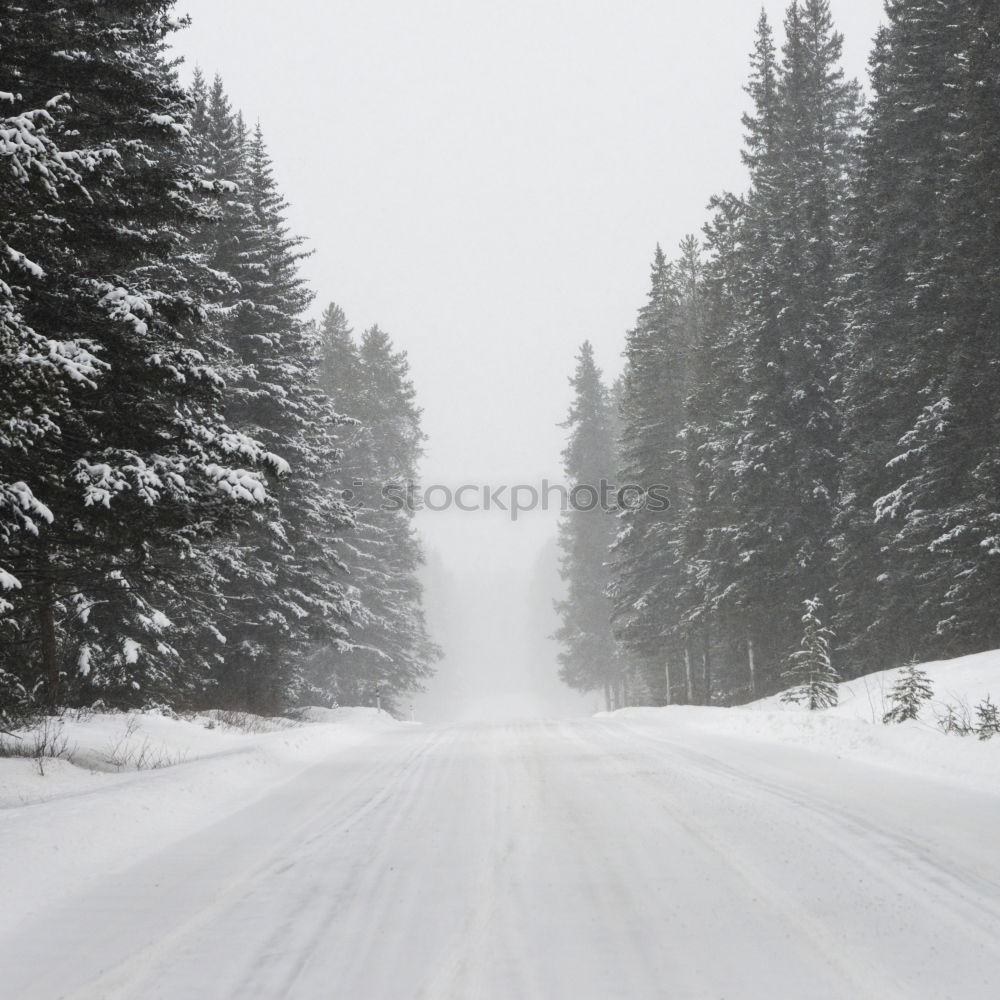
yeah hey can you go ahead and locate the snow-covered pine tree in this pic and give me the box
[728,3,859,687]
[295,303,371,706]
[0,92,93,608]
[187,104,356,714]
[346,324,439,709]
[781,598,839,710]
[864,2,1000,659]
[554,342,623,710]
[0,88,98,724]
[882,662,934,724]
[609,246,693,704]
[668,17,787,704]
[154,73,268,699]
[662,15,792,704]
[670,236,716,705]
[974,697,1000,741]
[678,194,752,701]
[0,3,278,712]
[836,0,967,673]
[309,309,438,711]
[933,0,1000,652]
[317,303,365,403]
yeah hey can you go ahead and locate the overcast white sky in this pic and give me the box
[170,2,886,704]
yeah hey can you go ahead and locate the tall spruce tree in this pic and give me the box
[555,342,622,709]
[186,89,356,713]
[679,197,751,702]
[929,0,1000,652]
[0,83,100,723]
[609,247,692,703]
[310,309,438,711]
[727,3,859,688]
[860,2,1000,658]
[837,0,985,669]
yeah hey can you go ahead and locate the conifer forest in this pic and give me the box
[555,0,1000,710]
[1,7,437,726]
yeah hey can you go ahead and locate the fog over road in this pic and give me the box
[4,718,999,1000]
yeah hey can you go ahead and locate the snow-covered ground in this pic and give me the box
[0,707,404,939]
[608,647,1000,796]
[1,652,998,999]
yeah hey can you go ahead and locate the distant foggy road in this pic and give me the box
[4,719,999,1000]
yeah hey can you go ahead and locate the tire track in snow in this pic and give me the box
[588,718,1000,998]
[4,718,999,1000]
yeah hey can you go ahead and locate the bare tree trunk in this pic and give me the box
[684,646,694,704]
[664,657,672,706]
[703,625,713,706]
[603,680,612,712]
[38,580,59,705]
[747,636,757,698]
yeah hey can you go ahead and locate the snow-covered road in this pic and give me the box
[3,717,999,1000]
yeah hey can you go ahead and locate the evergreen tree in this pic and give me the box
[0,88,98,725]
[974,697,1000,741]
[728,3,859,687]
[671,236,715,705]
[837,0,967,671]
[867,2,1000,658]
[679,195,751,702]
[882,662,934,724]
[317,303,365,405]
[0,92,94,605]
[310,309,438,711]
[186,96,356,713]
[555,342,622,709]
[669,17,784,703]
[609,247,691,703]
[780,598,839,710]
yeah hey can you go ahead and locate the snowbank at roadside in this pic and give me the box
[0,705,403,807]
[295,705,407,728]
[605,649,1000,796]
[0,706,406,933]
[748,648,1000,724]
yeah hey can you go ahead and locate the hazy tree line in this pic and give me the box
[556,0,1000,707]
[0,3,436,726]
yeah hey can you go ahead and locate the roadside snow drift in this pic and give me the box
[606,648,1000,795]
[0,706,407,935]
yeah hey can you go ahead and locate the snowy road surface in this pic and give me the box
[3,717,999,1000]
